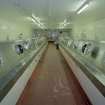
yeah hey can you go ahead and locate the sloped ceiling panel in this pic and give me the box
[0,0,105,29]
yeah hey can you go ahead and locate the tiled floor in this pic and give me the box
[16,44,92,105]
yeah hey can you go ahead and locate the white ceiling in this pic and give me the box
[0,0,105,29]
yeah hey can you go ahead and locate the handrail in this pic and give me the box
[0,42,47,102]
[60,44,105,97]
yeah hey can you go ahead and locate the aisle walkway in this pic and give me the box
[16,44,92,105]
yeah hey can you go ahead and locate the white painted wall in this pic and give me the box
[0,19,32,41]
[72,18,105,41]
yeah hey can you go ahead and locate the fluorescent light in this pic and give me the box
[32,13,37,19]
[32,14,41,23]
[32,13,45,28]
[77,4,89,14]
[74,0,87,11]
[27,13,46,29]
[79,0,87,6]
[100,41,105,44]
[59,19,70,29]
[26,17,37,24]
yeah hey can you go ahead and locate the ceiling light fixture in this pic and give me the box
[59,19,70,29]
[77,0,91,14]
[32,13,46,29]
[77,4,89,14]
[27,14,46,29]
[100,41,105,44]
